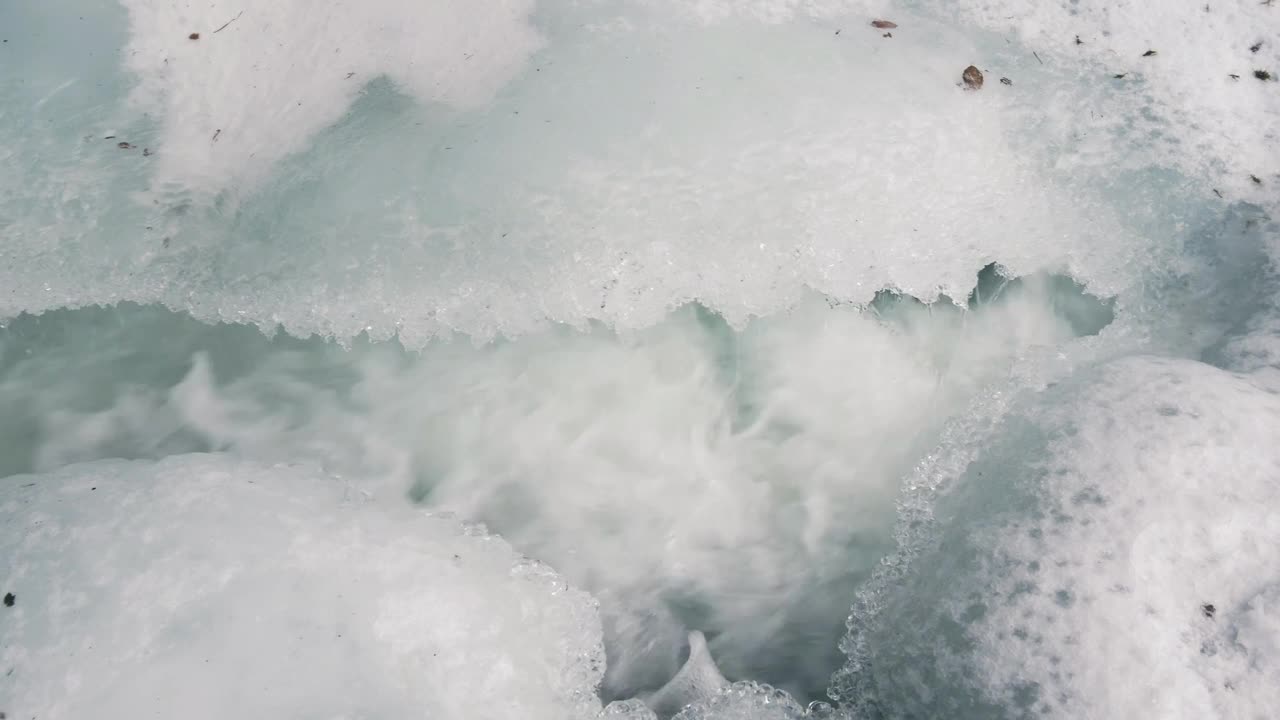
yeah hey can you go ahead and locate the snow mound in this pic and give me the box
[0,454,605,720]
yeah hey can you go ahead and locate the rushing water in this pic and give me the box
[2,1,1279,719]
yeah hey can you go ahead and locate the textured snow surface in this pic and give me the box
[842,356,1280,719]
[1,0,1152,343]
[0,455,605,720]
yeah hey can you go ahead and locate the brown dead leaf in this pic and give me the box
[871,20,897,29]
[962,65,984,90]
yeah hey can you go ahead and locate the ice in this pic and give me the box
[840,355,1280,718]
[118,0,540,197]
[0,0,1149,344]
[0,455,605,720]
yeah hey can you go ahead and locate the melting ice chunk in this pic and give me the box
[844,355,1280,719]
[0,455,605,720]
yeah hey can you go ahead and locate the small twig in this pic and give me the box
[1033,51,1043,64]
[213,10,243,34]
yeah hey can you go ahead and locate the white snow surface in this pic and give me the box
[0,454,606,720]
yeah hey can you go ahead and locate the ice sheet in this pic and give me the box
[1,1,1149,344]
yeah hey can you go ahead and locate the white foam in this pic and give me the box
[976,357,1280,718]
[0,455,605,720]
[848,355,1280,718]
[119,0,541,196]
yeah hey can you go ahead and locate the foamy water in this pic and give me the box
[1,1,1278,719]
